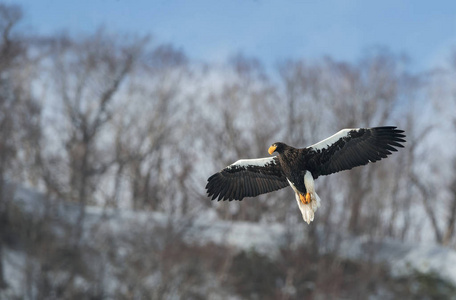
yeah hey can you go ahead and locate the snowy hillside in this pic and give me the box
[3,184,456,299]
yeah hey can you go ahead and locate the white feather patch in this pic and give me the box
[227,157,277,169]
[304,171,315,194]
[309,128,360,151]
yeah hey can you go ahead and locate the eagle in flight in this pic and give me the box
[206,127,406,224]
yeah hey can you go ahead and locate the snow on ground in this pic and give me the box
[5,183,456,295]
[390,243,456,280]
[3,248,27,297]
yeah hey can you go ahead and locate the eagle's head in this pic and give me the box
[268,142,287,155]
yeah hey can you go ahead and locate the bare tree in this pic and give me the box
[110,44,192,214]
[3,3,455,296]
[411,50,456,245]
[273,51,418,242]
[0,3,42,290]
[40,30,147,245]
[440,51,456,245]
[320,52,409,234]
[201,54,284,221]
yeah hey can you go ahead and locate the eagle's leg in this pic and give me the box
[304,170,321,211]
[304,171,316,201]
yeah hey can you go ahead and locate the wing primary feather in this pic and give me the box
[308,126,406,176]
[219,178,231,201]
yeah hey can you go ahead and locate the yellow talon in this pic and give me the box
[299,193,312,205]
[299,193,306,205]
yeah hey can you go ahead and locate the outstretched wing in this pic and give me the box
[206,156,288,201]
[306,126,406,177]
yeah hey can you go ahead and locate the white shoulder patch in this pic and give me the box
[309,128,360,151]
[227,156,277,169]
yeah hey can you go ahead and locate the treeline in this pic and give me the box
[1,3,456,242]
[1,2,456,297]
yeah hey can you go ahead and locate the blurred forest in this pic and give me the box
[1,3,456,299]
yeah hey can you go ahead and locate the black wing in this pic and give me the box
[306,126,406,177]
[206,156,289,201]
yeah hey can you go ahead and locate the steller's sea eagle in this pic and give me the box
[206,126,406,224]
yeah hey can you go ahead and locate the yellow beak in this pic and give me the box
[268,145,277,155]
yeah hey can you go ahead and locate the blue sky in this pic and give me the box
[10,0,456,71]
